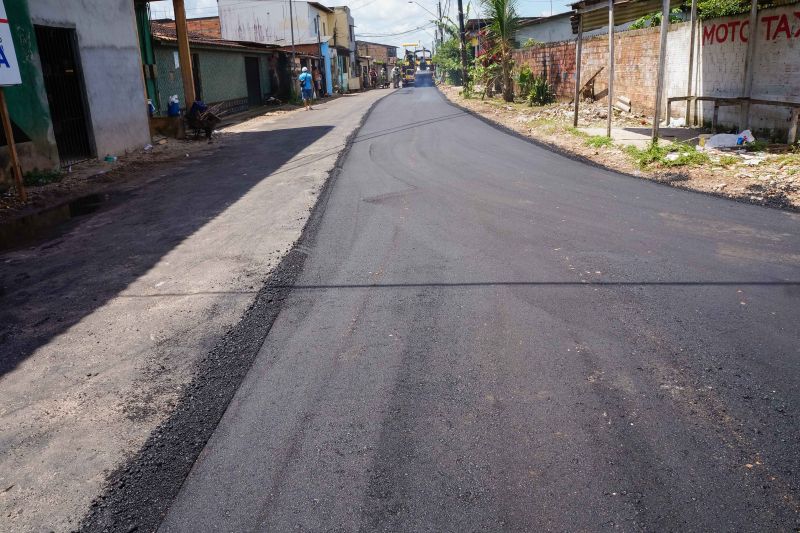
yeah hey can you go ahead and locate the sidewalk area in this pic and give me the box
[0,88,391,532]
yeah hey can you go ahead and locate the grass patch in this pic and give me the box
[24,168,64,187]
[586,135,613,148]
[565,126,588,138]
[625,141,710,168]
[775,152,800,166]
[717,154,740,166]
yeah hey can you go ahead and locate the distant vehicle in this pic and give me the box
[400,45,435,87]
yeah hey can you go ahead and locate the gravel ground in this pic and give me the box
[439,85,800,210]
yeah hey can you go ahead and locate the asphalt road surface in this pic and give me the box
[160,87,800,531]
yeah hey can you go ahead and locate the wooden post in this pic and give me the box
[573,15,583,127]
[788,108,799,144]
[740,0,758,130]
[0,88,25,202]
[651,0,670,142]
[607,0,614,138]
[173,0,195,108]
[685,0,698,125]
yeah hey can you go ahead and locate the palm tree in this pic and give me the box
[482,0,519,102]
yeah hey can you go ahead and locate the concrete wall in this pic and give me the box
[512,4,800,136]
[153,43,278,114]
[219,0,323,45]
[28,0,150,159]
[1,0,59,187]
[696,4,800,134]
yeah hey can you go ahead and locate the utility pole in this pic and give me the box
[289,0,297,91]
[457,0,468,86]
[437,0,443,46]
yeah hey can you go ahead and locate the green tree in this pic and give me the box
[482,0,520,102]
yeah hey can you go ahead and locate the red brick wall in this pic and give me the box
[187,17,221,39]
[512,26,665,114]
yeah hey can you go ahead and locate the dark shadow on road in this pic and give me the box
[0,125,333,378]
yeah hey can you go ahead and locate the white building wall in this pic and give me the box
[28,0,150,158]
[694,4,800,133]
[219,0,320,45]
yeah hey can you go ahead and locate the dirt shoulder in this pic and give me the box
[0,89,391,533]
[438,85,799,210]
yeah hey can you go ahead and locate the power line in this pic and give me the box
[357,22,434,37]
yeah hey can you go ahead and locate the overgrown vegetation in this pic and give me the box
[586,135,613,148]
[625,141,710,168]
[521,37,542,48]
[23,168,64,187]
[516,65,534,98]
[744,140,768,152]
[697,0,751,19]
[482,0,520,102]
[630,7,683,29]
[527,75,555,106]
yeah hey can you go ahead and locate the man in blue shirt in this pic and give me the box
[298,66,314,110]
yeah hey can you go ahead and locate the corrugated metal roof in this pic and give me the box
[570,0,682,33]
[571,0,800,34]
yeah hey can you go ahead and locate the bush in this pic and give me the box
[516,65,534,99]
[527,75,554,106]
[625,141,709,168]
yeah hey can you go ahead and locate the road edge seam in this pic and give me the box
[78,92,389,533]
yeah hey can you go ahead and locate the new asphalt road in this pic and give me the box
[160,87,800,531]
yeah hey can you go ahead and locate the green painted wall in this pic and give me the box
[2,0,58,186]
[152,42,276,114]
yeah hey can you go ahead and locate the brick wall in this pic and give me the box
[186,17,221,39]
[512,25,678,116]
[511,4,800,135]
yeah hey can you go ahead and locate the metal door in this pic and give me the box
[34,26,93,166]
[244,57,261,107]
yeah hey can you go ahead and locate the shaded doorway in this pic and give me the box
[34,25,94,166]
[244,57,262,107]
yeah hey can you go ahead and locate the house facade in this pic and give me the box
[1,0,151,188]
[216,0,341,94]
[149,20,289,116]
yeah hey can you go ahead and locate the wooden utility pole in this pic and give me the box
[606,0,614,137]
[457,0,468,86]
[0,88,25,202]
[573,15,583,127]
[173,0,195,107]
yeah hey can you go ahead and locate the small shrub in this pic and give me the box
[24,168,64,186]
[527,76,554,106]
[744,140,768,152]
[586,135,613,148]
[521,38,542,48]
[516,65,534,100]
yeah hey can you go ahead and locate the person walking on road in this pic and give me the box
[298,66,314,110]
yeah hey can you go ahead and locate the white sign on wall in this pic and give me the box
[0,0,21,86]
